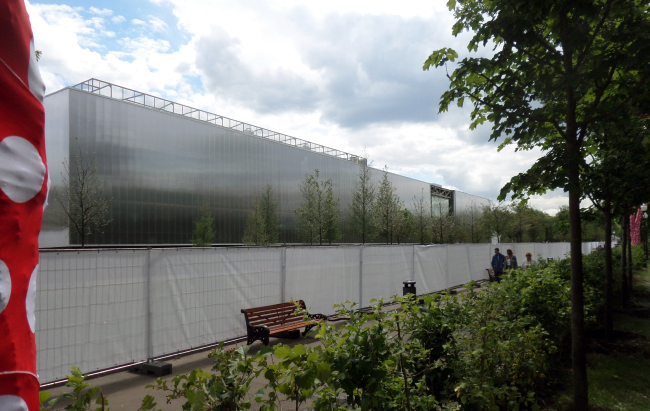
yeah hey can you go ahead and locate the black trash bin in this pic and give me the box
[403,280,416,297]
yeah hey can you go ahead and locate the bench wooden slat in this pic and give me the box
[241,300,322,346]
[244,302,301,314]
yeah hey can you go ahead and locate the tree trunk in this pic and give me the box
[628,215,633,293]
[621,216,629,307]
[603,206,613,338]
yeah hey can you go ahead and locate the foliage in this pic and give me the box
[395,208,415,244]
[453,201,486,243]
[295,170,341,245]
[426,1,650,405]
[411,194,432,244]
[40,366,155,411]
[51,143,111,247]
[431,199,454,244]
[373,168,403,244]
[347,156,377,243]
[480,203,510,243]
[191,205,215,247]
[149,342,272,410]
[242,185,280,246]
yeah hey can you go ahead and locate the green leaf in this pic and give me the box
[39,391,51,404]
[274,345,292,359]
[293,344,306,356]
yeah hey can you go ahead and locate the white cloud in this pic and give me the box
[89,7,112,16]
[26,0,567,215]
[148,16,168,32]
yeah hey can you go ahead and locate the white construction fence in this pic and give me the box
[35,242,601,383]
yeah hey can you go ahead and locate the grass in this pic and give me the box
[545,265,650,411]
[587,356,650,410]
[587,265,650,410]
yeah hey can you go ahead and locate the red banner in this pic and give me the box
[0,1,47,410]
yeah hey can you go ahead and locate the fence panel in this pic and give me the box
[414,245,447,294]
[36,250,149,383]
[361,246,413,307]
[447,245,472,288]
[148,248,282,357]
[467,244,491,281]
[35,241,601,383]
[285,246,360,315]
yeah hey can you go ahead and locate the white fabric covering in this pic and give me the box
[35,242,601,383]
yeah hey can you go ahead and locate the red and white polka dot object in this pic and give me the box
[0,1,48,410]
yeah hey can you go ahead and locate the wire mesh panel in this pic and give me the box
[361,246,414,307]
[148,248,282,357]
[285,247,361,316]
[414,245,446,294]
[36,250,149,383]
[447,245,472,288]
[549,243,570,259]
[467,244,491,282]
[512,243,533,265]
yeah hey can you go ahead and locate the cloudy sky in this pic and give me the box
[26,0,569,214]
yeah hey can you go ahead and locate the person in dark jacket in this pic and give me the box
[491,248,505,281]
[505,249,518,271]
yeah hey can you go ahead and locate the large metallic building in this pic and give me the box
[40,79,489,247]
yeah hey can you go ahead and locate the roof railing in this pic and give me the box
[73,78,365,164]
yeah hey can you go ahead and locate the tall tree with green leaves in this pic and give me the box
[242,185,280,246]
[347,157,377,243]
[373,168,403,244]
[431,199,455,244]
[411,193,432,245]
[322,178,341,245]
[425,1,650,406]
[295,170,340,245]
[395,208,415,244]
[480,203,510,243]
[455,201,485,243]
[191,205,215,247]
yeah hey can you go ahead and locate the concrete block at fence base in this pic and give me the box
[133,361,172,377]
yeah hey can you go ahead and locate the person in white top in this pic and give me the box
[522,252,536,269]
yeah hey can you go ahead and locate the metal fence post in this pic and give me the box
[412,244,416,281]
[145,247,152,360]
[359,245,363,308]
[281,247,287,303]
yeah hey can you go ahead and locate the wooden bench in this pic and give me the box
[486,268,497,282]
[241,300,326,346]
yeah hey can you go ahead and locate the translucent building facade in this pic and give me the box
[40,79,489,246]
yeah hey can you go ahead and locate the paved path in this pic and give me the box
[41,287,479,410]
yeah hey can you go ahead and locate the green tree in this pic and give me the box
[295,170,340,245]
[242,185,280,246]
[431,199,454,244]
[481,203,510,243]
[455,201,485,243]
[425,1,650,406]
[322,179,341,245]
[411,193,432,244]
[191,205,215,247]
[347,156,377,243]
[373,167,403,244]
[51,144,111,247]
[395,208,415,244]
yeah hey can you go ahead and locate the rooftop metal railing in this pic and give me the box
[73,78,366,164]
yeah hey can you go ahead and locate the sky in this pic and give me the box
[26,0,570,215]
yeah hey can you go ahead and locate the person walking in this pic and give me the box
[505,249,518,271]
[522,252,536,269]
[491,248,506,281]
